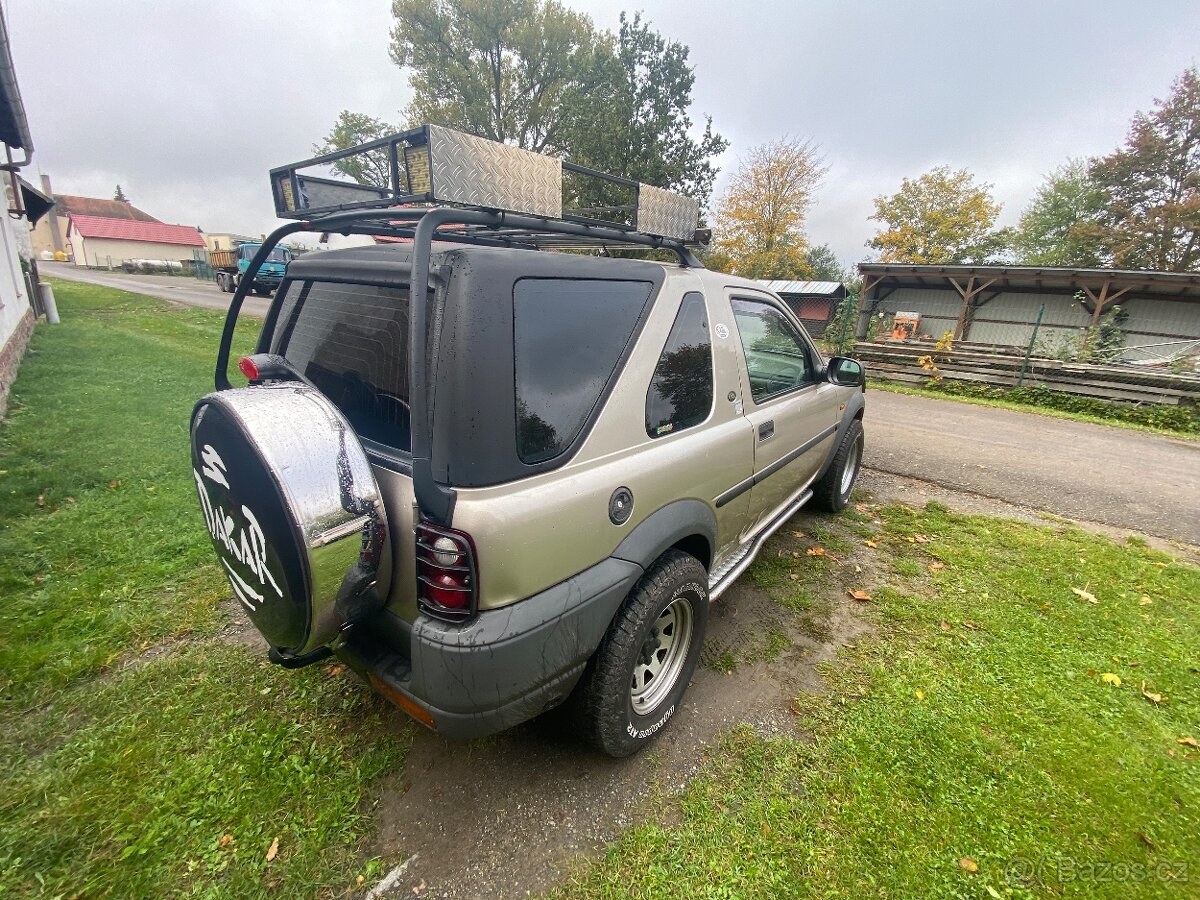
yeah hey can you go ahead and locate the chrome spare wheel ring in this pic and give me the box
[841,434,862,497]
[631,594,695,715]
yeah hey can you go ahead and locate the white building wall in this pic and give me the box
[1,178,35,418]
[70,236,202,267]
[0,180,31,347]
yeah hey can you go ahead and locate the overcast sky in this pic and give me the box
[6,0,1199,266]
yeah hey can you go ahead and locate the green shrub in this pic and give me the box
[916,379,1199,434]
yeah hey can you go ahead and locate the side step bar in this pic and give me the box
[708,488,813,601]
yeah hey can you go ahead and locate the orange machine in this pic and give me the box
[890,311,921,341]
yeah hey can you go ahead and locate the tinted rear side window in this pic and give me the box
[514,278,653,463]
[271,280,412,450]
[646,292,713,438]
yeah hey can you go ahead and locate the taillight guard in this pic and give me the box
[416,521,478,622]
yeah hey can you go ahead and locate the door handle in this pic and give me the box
[758,420,774,441]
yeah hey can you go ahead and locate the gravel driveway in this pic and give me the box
[862,391,1199,545]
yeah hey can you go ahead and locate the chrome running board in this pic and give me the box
[708,488,813,601]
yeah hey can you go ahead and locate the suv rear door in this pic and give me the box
[727,292,840,534]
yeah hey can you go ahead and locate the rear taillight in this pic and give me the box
[416,522,477,622]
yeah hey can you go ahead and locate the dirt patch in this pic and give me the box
[361,522,876,900]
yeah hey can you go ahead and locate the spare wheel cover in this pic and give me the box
[190,383,390,656]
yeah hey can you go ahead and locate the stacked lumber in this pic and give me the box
[854,341,1200,407]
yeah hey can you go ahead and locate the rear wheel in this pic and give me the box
[812,417,864,512]
[570,549,708,757]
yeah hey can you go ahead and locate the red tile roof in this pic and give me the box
[56,195,160,222]
[68,214,205,247]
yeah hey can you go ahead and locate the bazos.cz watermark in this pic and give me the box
[1004,855,1188,886]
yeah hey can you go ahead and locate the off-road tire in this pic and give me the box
[811,417,864,513]
[569,549,708,757]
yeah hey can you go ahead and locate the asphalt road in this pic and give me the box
[40,261,272,318]
[40,263,1199,543]
[862,390,1199,545]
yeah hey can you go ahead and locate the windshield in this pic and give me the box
[239,245,291,263]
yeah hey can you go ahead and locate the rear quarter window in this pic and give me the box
[514,278,653,463]
[646,292,713,437]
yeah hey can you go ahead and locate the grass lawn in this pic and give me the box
[0,281,411,898]
[556,504,1199,899]
[1,279,1196,898]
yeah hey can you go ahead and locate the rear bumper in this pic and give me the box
[338,556,642,738]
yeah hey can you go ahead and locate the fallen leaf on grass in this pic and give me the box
[1139,596,1152,606]
[939,621,953,631]
[961,620,979,631]
[864,539,878,549]
[1072,587,1098,604]
[959,857,979,873]
[928,561,945,572]
[847,589,872,602]
[219,834,233,849]
[1100,673,1121,687]
[788,573,801,581]
[323,663,346,677]
[791,530,806,538]
[806,547,826,557]
[914,534,930,544]
[1178,737,1199,748]
[266,837,279,862]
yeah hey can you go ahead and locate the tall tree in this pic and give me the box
[312,110,402,186]
[113,184,128,202]
[388,0,599,153]
[804,243,846,282]
[1090,66,1200,272]
[1012,160,1107,267]
[707,137,825,279]
[318,2,726,213]
[868,166,1010,264]
[565,12,727,209]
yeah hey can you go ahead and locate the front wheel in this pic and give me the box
[812,417,864,512]
[569,549,708,757]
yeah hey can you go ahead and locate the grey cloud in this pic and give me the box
[10,0,1199,266]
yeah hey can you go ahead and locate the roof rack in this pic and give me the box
[218,126,711,526]
[269,123,706,246]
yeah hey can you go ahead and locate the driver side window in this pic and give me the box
[731,298,815,403]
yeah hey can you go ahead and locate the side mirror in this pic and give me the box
[826,356,865,387]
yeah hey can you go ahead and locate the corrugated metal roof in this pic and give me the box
[68,214,205,246]
[758,279,845,297]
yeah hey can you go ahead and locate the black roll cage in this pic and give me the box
[214,205,704,525]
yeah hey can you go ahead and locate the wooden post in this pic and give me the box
[854,274,880,340]
[948,276,997,341]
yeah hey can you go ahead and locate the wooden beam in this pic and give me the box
[1090,279,1111,326]
[953,275,975,340]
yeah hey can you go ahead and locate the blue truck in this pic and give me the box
[211,242,292,296]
